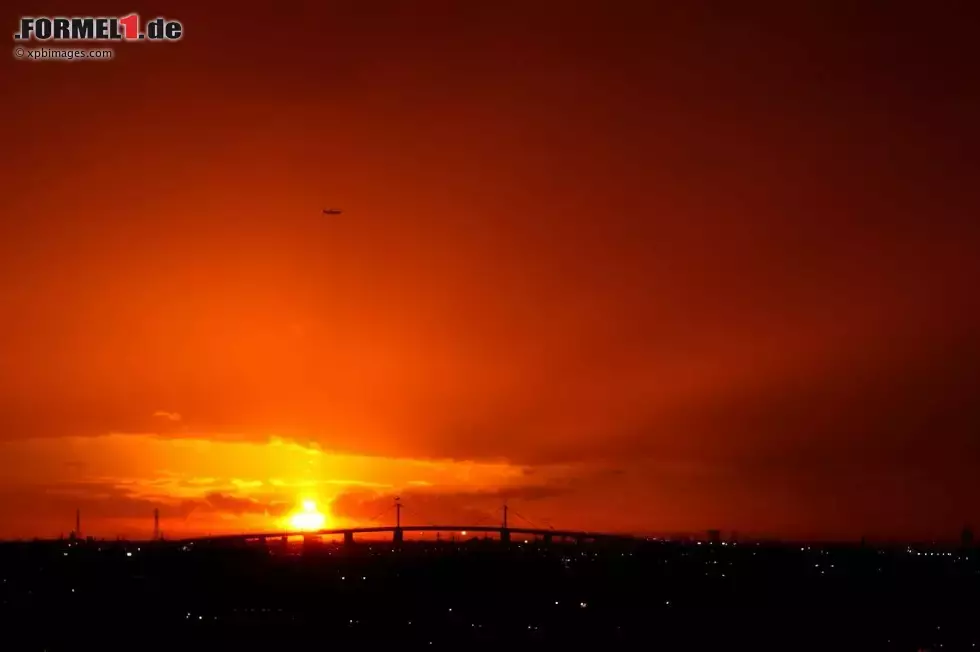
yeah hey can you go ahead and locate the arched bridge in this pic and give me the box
[177,525,640,546]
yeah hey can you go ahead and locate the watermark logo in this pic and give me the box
[13,46,114,61]
[14,14,182,42]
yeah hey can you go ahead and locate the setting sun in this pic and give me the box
[288,499,327,531]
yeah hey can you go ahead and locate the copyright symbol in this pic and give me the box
[13,47,25,59]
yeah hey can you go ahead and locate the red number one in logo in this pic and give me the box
[119,14,139,40]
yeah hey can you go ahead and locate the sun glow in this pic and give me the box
[288,499,326,531]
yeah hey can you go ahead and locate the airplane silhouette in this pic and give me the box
[322,208,342,215]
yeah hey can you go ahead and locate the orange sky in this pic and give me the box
[0,2,978,541]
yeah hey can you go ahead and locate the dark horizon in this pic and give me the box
[2,534,979,650]
[5,521,976,549]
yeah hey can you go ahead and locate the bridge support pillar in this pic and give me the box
[344,531,354,546]
[543,533,552,545]
[500,528,510,543]
[393,528,403,545]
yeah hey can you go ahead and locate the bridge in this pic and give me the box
[175,500,639,546]
[176,524,640,547]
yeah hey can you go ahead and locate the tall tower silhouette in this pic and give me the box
[75,509,81,539]
[153,508,160,541]
[500,503,510,543]
[393,497,403,545]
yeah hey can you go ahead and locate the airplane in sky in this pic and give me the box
[322,208,342,215]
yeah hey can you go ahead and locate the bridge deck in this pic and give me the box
[177,525,638,544]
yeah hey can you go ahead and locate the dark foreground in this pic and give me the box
[0,538,977,651]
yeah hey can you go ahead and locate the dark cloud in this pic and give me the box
[201,492,289,517]
[0,483,191,539]
[0,481,296,540]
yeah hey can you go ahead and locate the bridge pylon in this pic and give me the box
[393,496,403,546]
[499,502,511,543]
